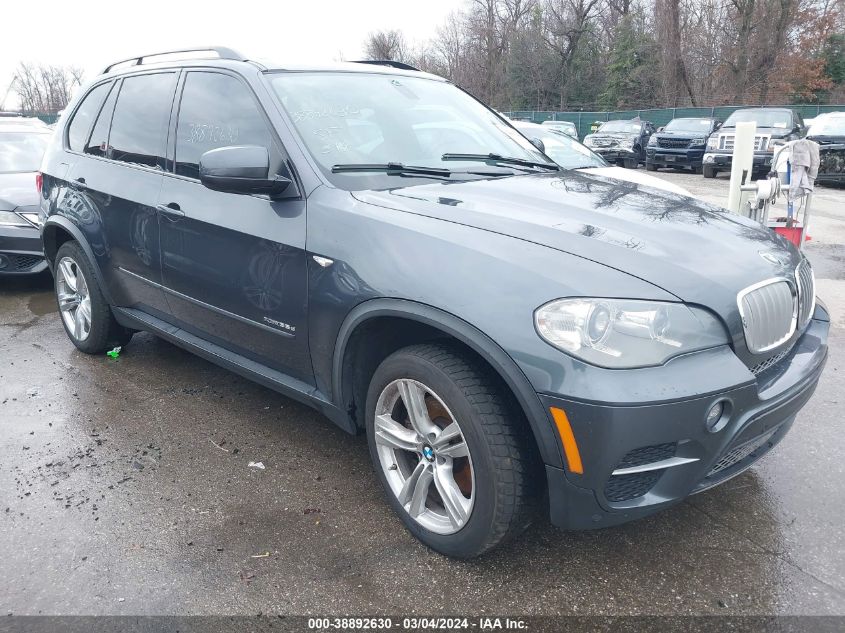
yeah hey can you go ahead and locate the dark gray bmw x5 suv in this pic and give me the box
[38,47,828,558]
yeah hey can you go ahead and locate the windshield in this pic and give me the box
[520,128,605,169]
[597,120,642,134]
[268,72,548,189]
[664,118,713,133]
[0,132,49,173]
[808,116,845,136]
[723,110,792,129]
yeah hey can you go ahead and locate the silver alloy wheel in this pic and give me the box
[56,256,92,342]
[374,378,475,534]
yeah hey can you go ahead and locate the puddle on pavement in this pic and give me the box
[27,292,57,316]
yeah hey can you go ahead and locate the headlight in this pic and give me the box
[706,136,718,150]
[0,211,31,227]
[647,136,658,146]
[619,138,636,149]
[534,298,728,369]
[690,138,706,147]
[583,136,594,147]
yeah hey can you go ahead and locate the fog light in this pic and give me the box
[705,401,726,432]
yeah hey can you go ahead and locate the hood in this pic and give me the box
[0,172,39,211]
[586,132,638,141]
[654,131,707,140]
[578,166,691,196]
[719,126,792,138]
[352,171,801,322]
[808,134,845,146]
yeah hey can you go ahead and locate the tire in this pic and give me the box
[693,165,703,175]
[623,157,638,169]
[365,343,539,558]
[54,241,133,354]
[703,165,717,178]
[645,161,658,171]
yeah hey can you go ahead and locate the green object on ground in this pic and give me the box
[106,346,122,359]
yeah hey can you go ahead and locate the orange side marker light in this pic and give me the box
[550,407,583,474]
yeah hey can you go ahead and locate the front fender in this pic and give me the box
[331,298,564,468]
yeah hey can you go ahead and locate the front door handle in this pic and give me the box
[157,203,185,221]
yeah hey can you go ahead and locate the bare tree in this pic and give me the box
[364,30,409,61]
[358,0,845,110]
[13,63,84,114]
[656,0,697,105]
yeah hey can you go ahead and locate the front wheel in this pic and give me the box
[645,161,658,171]
[623,157,639,169]
[365,343,538,558]
[54,241,133,354]
[703,165,718,178]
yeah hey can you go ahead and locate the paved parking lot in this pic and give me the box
[1,171,843,616]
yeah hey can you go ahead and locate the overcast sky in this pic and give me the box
[1,0,461,109]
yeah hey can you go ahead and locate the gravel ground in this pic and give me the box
[0,171,843,617]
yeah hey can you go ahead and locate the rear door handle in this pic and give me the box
[156,203,185,221]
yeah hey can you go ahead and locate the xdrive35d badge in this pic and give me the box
[38,47,828,558]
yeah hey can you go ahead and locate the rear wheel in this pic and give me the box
[54,241,133,354]
[703,165,718,178]
[366,343,538,558]
[623,157,639,169]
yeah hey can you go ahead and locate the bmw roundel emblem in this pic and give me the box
[422,446,435,461]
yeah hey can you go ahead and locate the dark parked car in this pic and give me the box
[806,113,845,185]
[646,117,721,174]
[514,122,691,196]
[0,123,51,275]
[582,119,655,168]
[703,107,806,178]
[39,48,828,558]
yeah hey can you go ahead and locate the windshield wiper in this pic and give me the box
[332,163,452,178]
[441,153,559,171]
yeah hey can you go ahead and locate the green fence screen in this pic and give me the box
[504,105,845,139]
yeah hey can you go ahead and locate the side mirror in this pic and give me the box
[657,126,664,132]
[714,121,723,130]
[530,137,545,153]
[199,145,291,196]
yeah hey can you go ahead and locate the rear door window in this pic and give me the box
[67,82,111,152]
[109,73,177,169]
[174,72,275,179]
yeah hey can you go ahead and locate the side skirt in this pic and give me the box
[112,307,355,434]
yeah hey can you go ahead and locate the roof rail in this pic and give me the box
[351,60,421,72]
[102,46,245,74]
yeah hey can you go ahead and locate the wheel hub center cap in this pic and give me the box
[422,445,435,462]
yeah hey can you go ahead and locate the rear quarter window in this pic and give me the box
[66,82,112,152]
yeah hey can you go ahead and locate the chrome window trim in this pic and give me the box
[736,276,797,354]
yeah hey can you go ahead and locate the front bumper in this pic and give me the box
[591,147,639,162]
[0,224,47,275]
[646,147,705,167]
[703,151,772,171]
[541,313,829,530]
